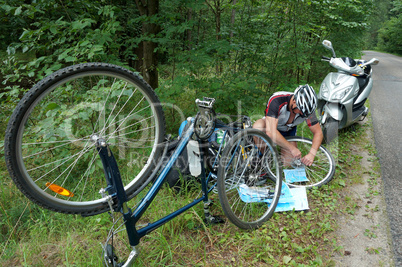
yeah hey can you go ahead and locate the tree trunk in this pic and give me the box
[230,0,236,40]
[133,42,143,72]
[187,8,193,51]
[206,0,224,75]
[135,0,160,89]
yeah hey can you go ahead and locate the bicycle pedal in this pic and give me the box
[203,200,214,208]
[204,215,225,225]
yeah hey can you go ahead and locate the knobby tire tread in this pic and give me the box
[5,63,166,216]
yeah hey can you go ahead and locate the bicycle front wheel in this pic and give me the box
[5,63,165,216]
[217,129,282,229]
[273,136,335,189]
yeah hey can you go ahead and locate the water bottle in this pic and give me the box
[216,130,224,145]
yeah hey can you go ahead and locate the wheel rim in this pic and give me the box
[15,70,162,209]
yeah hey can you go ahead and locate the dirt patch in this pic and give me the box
[333,123,394,266]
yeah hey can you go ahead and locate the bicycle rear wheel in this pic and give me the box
[5,63,165,216]
[271,136,335,189]
[217,129,282,229]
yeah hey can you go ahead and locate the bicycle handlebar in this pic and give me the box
[196,97,215,109]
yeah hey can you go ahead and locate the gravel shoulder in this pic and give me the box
[333,119,395,267]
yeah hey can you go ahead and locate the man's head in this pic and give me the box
[293,84,317,118]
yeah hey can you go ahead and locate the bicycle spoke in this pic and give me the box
[22,137,91,159]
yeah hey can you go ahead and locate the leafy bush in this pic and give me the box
[377,9,402,55]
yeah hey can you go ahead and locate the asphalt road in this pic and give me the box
[362,51,402,266]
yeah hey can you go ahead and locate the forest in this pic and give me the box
[1,0,401,131]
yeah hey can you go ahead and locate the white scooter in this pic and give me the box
[317,40,379,143]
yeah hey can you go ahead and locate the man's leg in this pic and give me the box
[252,118,268,152]
[252,118,266,131]
[252,120,298,166]
[279,128,297,167]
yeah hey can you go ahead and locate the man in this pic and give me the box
[253,84,323,166]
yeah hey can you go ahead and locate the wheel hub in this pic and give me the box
[91,134,107,147]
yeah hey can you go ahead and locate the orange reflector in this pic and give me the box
[46,182,74,197]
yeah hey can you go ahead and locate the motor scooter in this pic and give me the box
[317,40,379,143]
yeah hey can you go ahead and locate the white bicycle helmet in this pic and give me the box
[294,84,317,118]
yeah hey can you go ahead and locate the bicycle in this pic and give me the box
[5,63,283,265]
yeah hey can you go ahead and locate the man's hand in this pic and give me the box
[290,146,302,159]
[301,152,315,166]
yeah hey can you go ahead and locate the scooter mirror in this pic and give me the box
[361,58,380,67]
[322,40,333,50]
[322,40,336,58]
[371,58,379,65]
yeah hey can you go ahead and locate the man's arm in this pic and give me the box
[301,123,323,166]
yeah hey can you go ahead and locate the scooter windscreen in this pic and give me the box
[341,57,357,67]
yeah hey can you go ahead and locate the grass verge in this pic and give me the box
[0,108,381,266]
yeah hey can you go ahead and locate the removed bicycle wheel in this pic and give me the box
[267,136,335,189]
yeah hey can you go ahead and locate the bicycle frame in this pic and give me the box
[98,118,218,266]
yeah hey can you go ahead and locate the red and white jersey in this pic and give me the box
[265,91,318,132]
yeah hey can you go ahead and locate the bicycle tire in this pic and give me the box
[270,136,335,189]
[5,63,165,216]
[217,129,282,229]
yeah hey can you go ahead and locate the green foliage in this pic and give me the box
[13,3,125,74]
[1,0,377,127]
[377,0,402,54]
[0,1,27,49]
[153,0,375,129]
[0,1,142,92]
[366,0,402,54]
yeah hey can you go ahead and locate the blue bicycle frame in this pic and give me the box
[98,119,217,265]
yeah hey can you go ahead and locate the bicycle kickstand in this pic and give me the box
[203,200,224,225]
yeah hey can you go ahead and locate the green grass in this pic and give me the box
[1,89,380,266]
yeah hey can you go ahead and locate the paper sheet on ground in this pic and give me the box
[237,182,309,212]
[283,167,309,183]
[275,185,309,212]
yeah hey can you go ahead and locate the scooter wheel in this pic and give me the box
[322,118,339,144]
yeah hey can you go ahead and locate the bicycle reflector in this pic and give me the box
[45,182,74,197]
